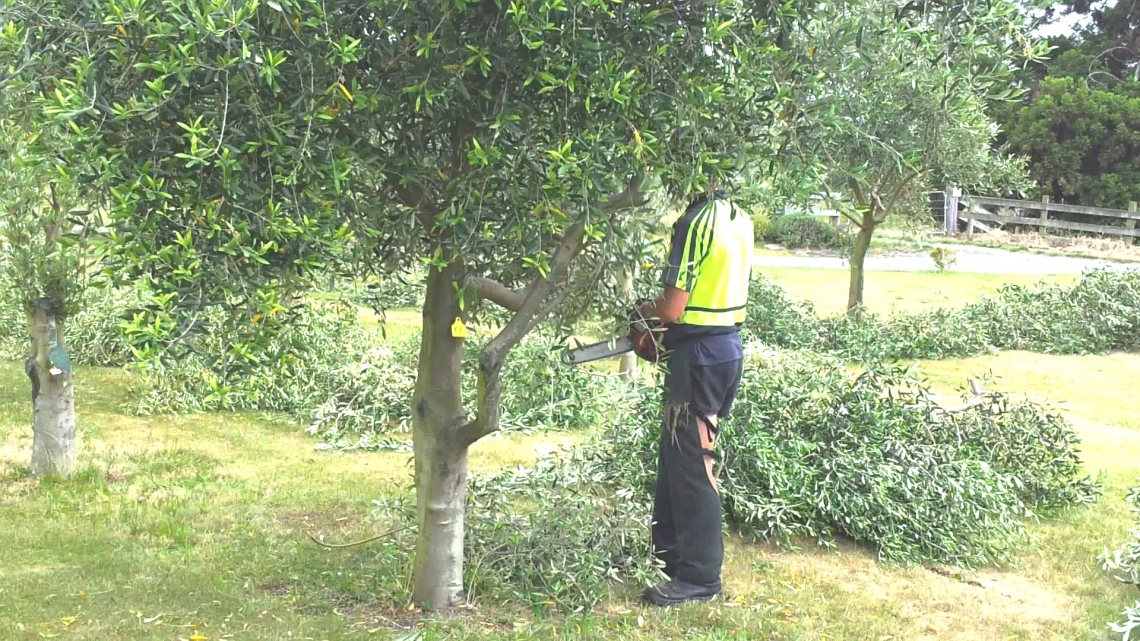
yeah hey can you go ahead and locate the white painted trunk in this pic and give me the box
[411,435,469,607]
[28,308,77,478]
[31,374,77,477]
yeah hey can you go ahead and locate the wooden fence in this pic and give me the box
[948,192,1140,241]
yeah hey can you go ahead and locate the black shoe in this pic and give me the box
[643,579,721,607]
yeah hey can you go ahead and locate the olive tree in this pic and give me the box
[0,107,92,477]
[2,0,810,606]
[784,0,1035,312]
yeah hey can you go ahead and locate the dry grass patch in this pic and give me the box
[969,230,1140,263]
[722,538,1075,641]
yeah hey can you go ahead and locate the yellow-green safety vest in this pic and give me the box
[668,198,753,327]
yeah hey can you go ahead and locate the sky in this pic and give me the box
[1032,1,1112,38]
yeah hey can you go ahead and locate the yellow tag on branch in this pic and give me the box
[451,317,468,339]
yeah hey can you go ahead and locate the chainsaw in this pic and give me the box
[561,302,668,366]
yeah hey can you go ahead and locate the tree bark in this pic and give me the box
[411,263,469,608]
[28,306,77,477]
[846,213,876,314]
[617,268,637,382]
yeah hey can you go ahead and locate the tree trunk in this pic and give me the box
[411,263,469,608]
[617,269,637,382]
[846,214,876,314]
[28,306,77,477]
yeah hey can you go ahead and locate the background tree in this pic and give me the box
[988,2,1140,209]
[1047,0,1140,83]
[1004,77,1140,208]
[1,0,812,607]
[784,0,1035,312]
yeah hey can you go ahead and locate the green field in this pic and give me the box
[760,266,1077,317]
[1,269,1138,640]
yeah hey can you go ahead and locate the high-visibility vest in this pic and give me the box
[672,198,753,327]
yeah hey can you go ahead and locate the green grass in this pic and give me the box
[3,268,1140,640]
[759,266,1077,316]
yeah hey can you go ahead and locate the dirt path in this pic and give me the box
[754,243,1137,275]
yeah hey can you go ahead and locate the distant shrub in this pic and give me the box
[931,247,958,271]
[750,207,772,243]
[771,214,837,249]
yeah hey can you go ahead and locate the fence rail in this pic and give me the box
[948,191,1139,242]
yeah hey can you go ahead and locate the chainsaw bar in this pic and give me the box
[562,336,635,366]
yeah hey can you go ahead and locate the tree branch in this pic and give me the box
[840,208,865,230]
[600,175,647,212]
[457,176,645,446]
[391,182,439,232]
[848,177,868,208]
[878,170,920,223]
[464,276,524,312]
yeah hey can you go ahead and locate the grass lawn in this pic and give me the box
[2,269,1138,640]
[759,266,1077,316]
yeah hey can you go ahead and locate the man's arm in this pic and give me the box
[644,199,711,324]
[642,286,690,324]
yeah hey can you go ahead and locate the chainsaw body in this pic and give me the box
[562,304,667,366]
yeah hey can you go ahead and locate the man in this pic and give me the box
[639,190,753,607]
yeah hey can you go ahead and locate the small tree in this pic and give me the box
[0,120,92,478]
[786,0,1035,312]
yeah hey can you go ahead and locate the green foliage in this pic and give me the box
[1102,486,1140,640]
[931,247,957,272]
[1102,486,1140,587]
[771,214,837,249]
[1,0,809,362]
[358,272,426,311]
[465,460,657,610]
[1004,78,1140,209]
[750,207,773,244]
[132,300,385,416]
[743,270,1140,360]
[550,349,1098,571]
[132,299,633,446]
[741,273,821,350]
[0,277,23,357]
[0,285,136,366]
[0,28,94,323]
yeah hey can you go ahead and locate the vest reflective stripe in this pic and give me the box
[677,199,753,327]
[674,206,712,292]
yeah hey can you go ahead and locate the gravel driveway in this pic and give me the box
[753,244,1137,275]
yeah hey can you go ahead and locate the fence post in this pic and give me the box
[945,187,960,235]
[1129,202,1138,246]
[1040,195,1051,236]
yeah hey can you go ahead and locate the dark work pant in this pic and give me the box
[652,344,742,588]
